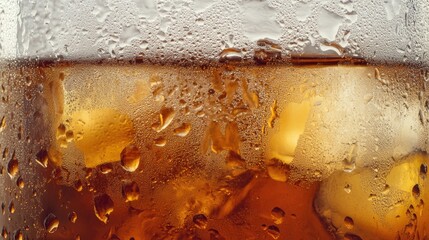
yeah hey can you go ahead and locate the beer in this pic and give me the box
[0,59,428,240]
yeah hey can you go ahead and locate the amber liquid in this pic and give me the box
[0,60,428,240]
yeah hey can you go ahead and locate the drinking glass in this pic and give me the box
[0,0,428,239]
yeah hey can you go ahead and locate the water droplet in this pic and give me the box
[99,163,113,174]
[0,116,6,132]
[344,233,363,240]
[75,234,81,240]
[271,207,285,224]
[219,48,243,63]
[13,230,23,240]
[151,107,176,132]
[317,9,343,41]
[94,193,114,223]
[195,18,204,25]
[153,137,167,147]
[225,151,245,168]
[120,144,141,172]
[173,123,191,137]
[420,163,427,178]
[412,184,420,198]
[140,40,149,49]
[254,38,282,64]
[343,143,357,172]
[65,130,74,142]
[344,216,354,229]
[57,124,66,138]
[344,184,352,193]
[68,211,77,223]
[74,179,83,192]
[374,68,381,81]
[8,201,14,214]
[266,225,280,239]
[16,176,24,189]
[35,149,49,168]
[193,214,208,229]
[266,158,290,182]
[1,226,7,238]
[122,181,140,202]
[267,100,278,128]
[7,156,18,179]
[44,213,59,233]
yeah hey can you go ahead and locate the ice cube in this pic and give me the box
[314,152,429,240]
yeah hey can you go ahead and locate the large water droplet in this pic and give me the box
[266,225,280,239]
[271,207,285,224]
[122,181,140,202]
[193,214,208,229]
[219,48,243,63]
[35,149,49,168]
[68,211,78,223]
[120,144,141,172]
[44,213,59,233]
[151,107,176,132]
[7,156,18,179]
[344,216,354,229]
[94,193,114,223]
[173,123,191,137]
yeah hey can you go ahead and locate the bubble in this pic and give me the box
[43,213,59,233]
[68,211,78,223]
[122,181,140,202]
[344,216,354,229]
[193,214,208,229]
[120,144,141,172]
[94,193,114,223]
[270,207,285,224]
[266,225,280,239]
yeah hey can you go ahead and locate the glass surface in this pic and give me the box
[0,0,428,239]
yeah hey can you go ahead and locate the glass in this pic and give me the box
[0,0,428,239]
